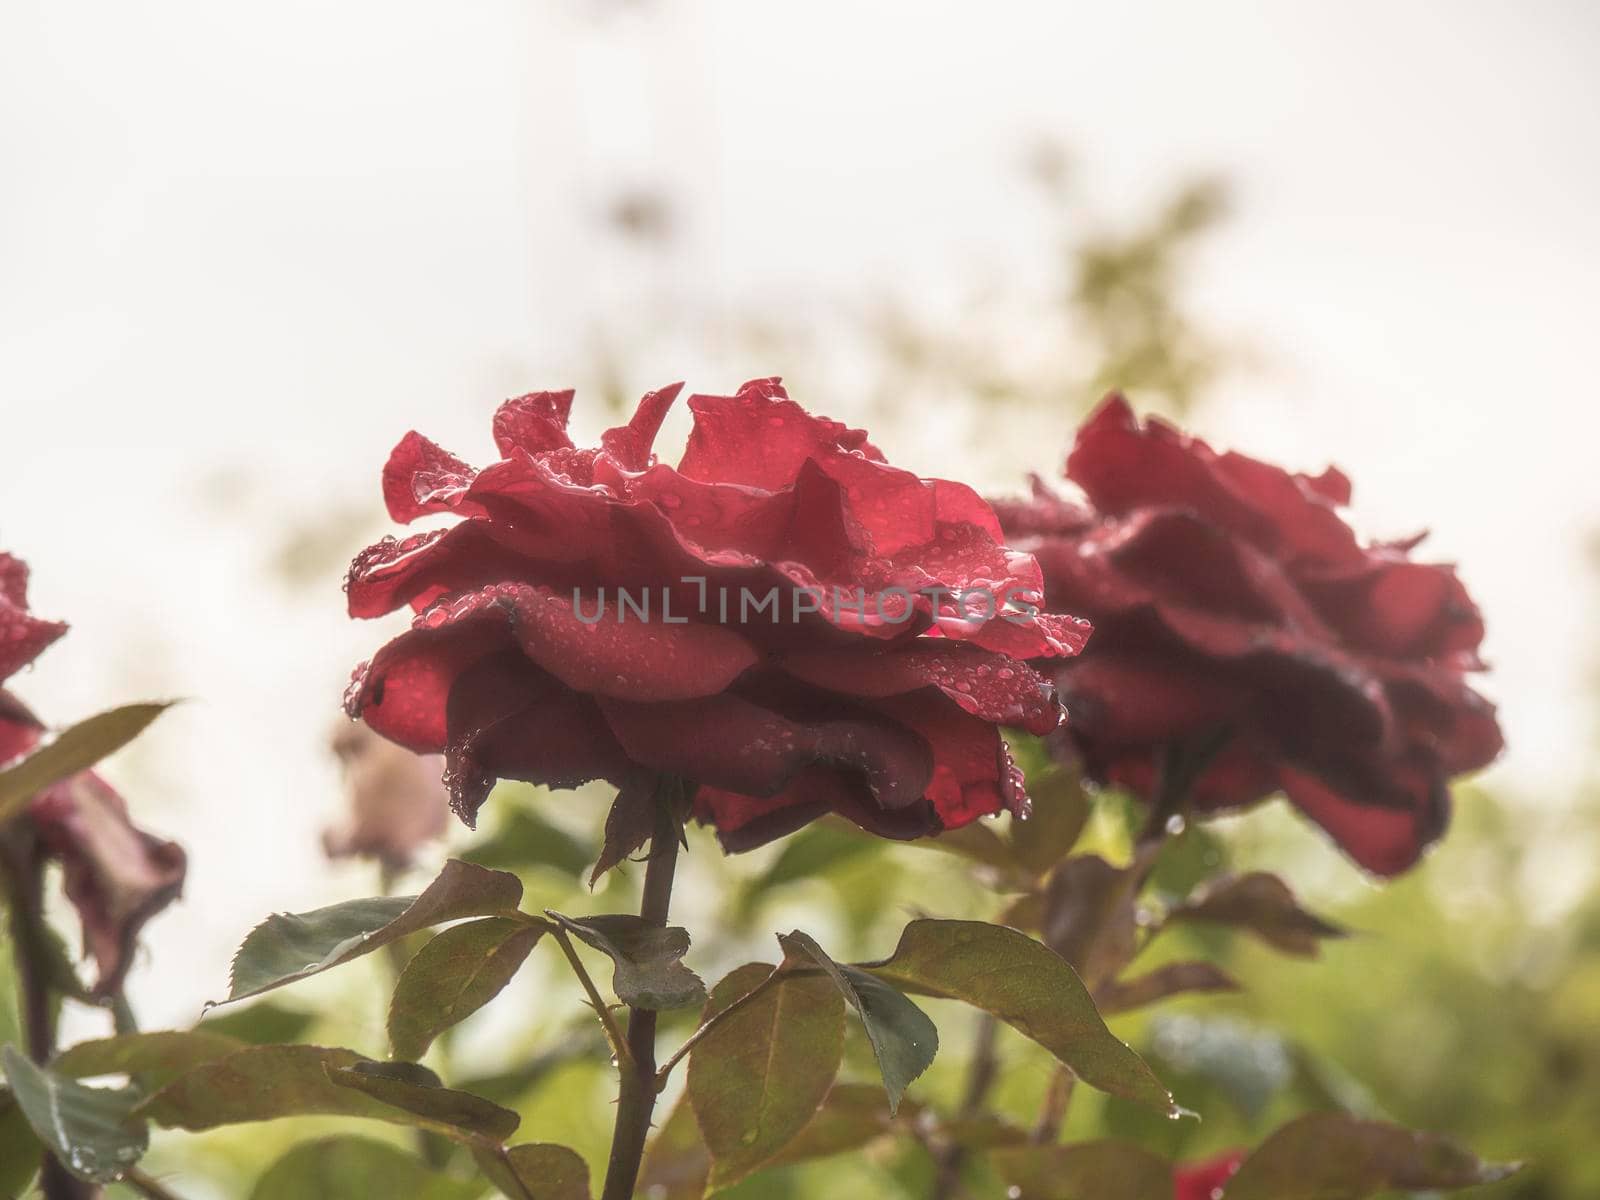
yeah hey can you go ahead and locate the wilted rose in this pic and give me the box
[0,552,186,995]
[345,379,1088,850]
[324,719,449,867]
[994,397,1502,875]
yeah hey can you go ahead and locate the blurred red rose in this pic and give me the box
[993,396,1501,875]
[344,379,1088,849]
[1173,1150,1244,1200]
[0,552,186,996]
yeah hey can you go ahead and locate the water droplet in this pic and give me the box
[1164,813,1187,836]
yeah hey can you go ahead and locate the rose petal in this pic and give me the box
[782,641,1061,734]
[28,771,186,996]
[0,554,68,683]
[441,652,627,824]
[599,382,684,470]
[1067,394,1361,566]
[598,692,933,812]
[381,432,479,523]
[678,378,880,491]
[696,766,938,852]
[1,689,44,765]
[493,389,576,457]
[1280,765,1448,876]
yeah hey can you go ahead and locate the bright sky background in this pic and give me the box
[2,0,1597,1029]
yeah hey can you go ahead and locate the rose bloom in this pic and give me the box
[344,379,1088,850]
[0,552,186,996]
[1172,1150,1244,1200]
[993,397,1502,875]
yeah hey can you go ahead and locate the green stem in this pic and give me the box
[598,792,683,1200]
[1,828,95,1200]
[654,963,785,1090]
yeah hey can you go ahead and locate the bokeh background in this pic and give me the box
[3,2,1598,1196]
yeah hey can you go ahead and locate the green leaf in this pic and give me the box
[223,859,525,1003]
[768,1082,918,1167]
[737,820,881,915]
[777,931,937,1114]
[0,703,172,823]
[0,1085,44,1198]
[1035,854,1140,988]
[1,1046,147,1184]
[463,806,594,882]
[686,962,845,1189]
[859,920,1175,1113]
[1097,962,1240,1015]
[389,917,545,1060]
[990,1140,1174,1200]
[135,1044,516,1142]
[52,1031,248,1090]
[638,1096,709,1200]
[1169,872,1345,958]
[198,1000,318,1046]
[1221,1113,1520,1199]
[472,1142,593,1200]
[1009,768,1092,876]
[546,912,705,1010]
[327,1061,521,1142]
[249,1136,482,1200]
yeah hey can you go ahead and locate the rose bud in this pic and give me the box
[1173,1150,1245,1200]
[324,719,449,868]
[344,379,1090,851]
[1,551,186,996]
[993,396,1502,876]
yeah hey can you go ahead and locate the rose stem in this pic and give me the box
[0,827,96,1200]
[598,786,683,1200]
[929,1012,1002,1200]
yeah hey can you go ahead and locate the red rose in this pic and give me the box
[993,397,1502,875]
[1,552,186,996]
[345,379,1087,849]
[1173,1150,1244,1200]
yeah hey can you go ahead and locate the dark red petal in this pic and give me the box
[820,453,937,557]
[598,693,933,812]
[345,524,531,620]
[782,641,1061,734]
[624,465,792,564]
[345,619,512,753]
[441,652,627,825]
[1057,652,1253,747]
[464,454,622,560]
[600,382,684,470]
[474,582,759,701]
[0,552,32,607]
[679,378,879,491]
[493,390,576,457]
[381,431,478,523]
[1280,765,1448,876]
[1066,394,1361,566]
[1302,557,1486,660]
[932,479,1006,542]
[990,475,1096,540]
[28,771,186,996]
[0,689,44,765]
[876,693,1022,826]
[696,766,938,852]
[964,611,1094,660]
[0,557,68,683]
